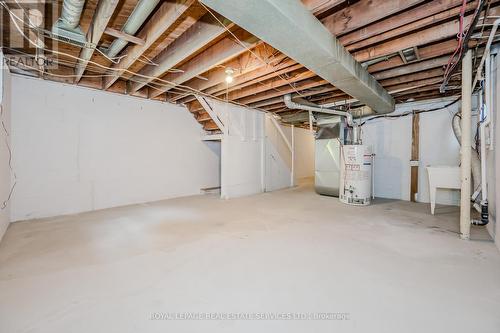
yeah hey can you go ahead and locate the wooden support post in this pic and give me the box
[410,112,420,202]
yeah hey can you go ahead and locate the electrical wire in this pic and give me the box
[0,105,16,210]
[2,0,132,65]
[0,4,275,113]
[443,0,468,81]
[441,0,486,91]
[359,98,461,126]
[198,1,306,98]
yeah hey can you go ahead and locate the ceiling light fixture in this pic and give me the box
[225,67,234,84]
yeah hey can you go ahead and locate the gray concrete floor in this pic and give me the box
[1,182,500,333]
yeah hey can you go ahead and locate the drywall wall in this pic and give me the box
[0,52,12,241]
[198,98,313,197]
[264,118,315,191]
[10,75,220,221]
[282,125,315,180]
[200,97,265,199]
[264,115,291,192]
[362,98,462,205]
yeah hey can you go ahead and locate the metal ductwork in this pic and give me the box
[106,0,161,58]
[284,95,354,126]
[200,0,395,114]
[52,0,86,45]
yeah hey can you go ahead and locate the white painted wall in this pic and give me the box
[362,98,462,205]
[282,125,315,180]
[264,118,315,191]
[199,98,314,197]
[10,75,220,221]
[201,97,265,199]
[265,115,291,192]
[0,52,12,241]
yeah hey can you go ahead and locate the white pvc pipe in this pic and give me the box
[479,55,491,202]
[460,50,473,240]
[472,18,500,91]
[284,94,354,126]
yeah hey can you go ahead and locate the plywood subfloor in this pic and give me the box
[1,182,499,332]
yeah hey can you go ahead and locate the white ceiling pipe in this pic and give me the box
[106,0,161,58]
[472,18,500,91]
[200,0,394,114]
[284,94,354,126]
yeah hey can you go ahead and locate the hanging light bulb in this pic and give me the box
[225,67,234,84]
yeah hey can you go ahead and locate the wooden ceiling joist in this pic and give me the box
[3,0,499,130]
[149,29,260,98]
[321,0,427,36]
[129,13,233,93]
[174,0,483,109]
[103,0,197,89]
[339,0,466,46]
[75,0,120,82]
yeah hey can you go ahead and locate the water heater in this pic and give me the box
[339,144,373,206]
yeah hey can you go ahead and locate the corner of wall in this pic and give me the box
[0,51,12,242]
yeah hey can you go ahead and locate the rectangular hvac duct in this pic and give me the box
[199,0,395,114]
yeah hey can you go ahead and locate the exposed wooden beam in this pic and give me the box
[233,16,478,108]
[75,0,120,82]
[345,0,478,52]
[213,68,316,103]
[301,0,344,16]
[225,57,447,105]
[255,70,447,110]
[171,1,343,104]
[176,0,465,108]
[353,13,476,62]
[202,61,301,100]
[104,27,145,46]
[321,0,426,36]
[170,45,291,103]
[149,29,260,98]
[103,0,197,89]
[235,54,447,108]
[339,0,465,46]
[373,55,450,80]
[129,14,233,93]
[239,77,329,106]
[200,0,394,113]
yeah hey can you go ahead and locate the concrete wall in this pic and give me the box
[0,53,12,241]
[10,75,220,221]
[362,98,462,205]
